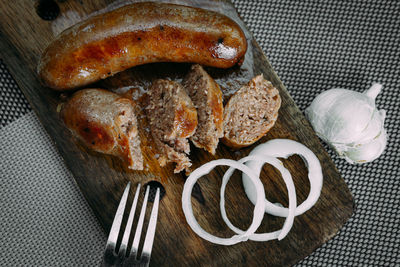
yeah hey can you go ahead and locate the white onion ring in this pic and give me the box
[243,139,323,217]
[182,159,266,245]
[220,155,296,241]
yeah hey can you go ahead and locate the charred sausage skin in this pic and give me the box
[38,2,248,91]
[60,89,144,170]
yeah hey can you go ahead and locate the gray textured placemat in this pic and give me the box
[0,0,399,266]
[0,60,30,127]
[0,111,106,266]
[232,1,400,265]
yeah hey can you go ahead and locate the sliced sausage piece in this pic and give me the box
[61,88,143,170]
[222,75,281,148]
[146,79,197,173]
[38,2,247,91]
[182,64,223,154]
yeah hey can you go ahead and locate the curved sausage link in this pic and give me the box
[38,2,248,91]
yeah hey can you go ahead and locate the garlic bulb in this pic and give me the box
[305,83,387,164]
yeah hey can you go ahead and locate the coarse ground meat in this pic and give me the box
[222,75,281,148]
[146,79,197,173]
[182,64,224,154]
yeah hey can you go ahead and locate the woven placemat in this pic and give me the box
[0,0,399,265]
[233,1,400,265]
[0,111,106,266]
[0,60,30,127]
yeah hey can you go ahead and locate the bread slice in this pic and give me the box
[222,75,281,148]
[182,64,224,154]
[146,79,198,173]
[61,88,144,170]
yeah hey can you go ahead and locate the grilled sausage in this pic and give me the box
[146,79,197,173]
[222,75,281,148]
[38,2,248,91]
[61,88,143,170]
[182,64,223,155]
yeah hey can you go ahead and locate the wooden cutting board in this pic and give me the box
[0,0,354,266]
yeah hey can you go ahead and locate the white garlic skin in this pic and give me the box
[305,84,387,164]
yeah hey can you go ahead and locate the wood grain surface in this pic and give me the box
[0,0,354,266]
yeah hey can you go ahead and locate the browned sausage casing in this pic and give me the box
[38,2,248,91]
[61,88,144,170]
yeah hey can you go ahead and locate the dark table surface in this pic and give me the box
[0,0,399,266]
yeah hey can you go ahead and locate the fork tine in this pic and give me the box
[129,185,150,258]
[118,183,141,258]
[141,187,160,259]
[106,182,131,250]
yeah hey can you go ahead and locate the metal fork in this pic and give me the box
[102,182,160,267]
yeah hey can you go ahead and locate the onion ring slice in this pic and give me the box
[220,155,296,241]
[243,139,323,217]
[182,159,266,245]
